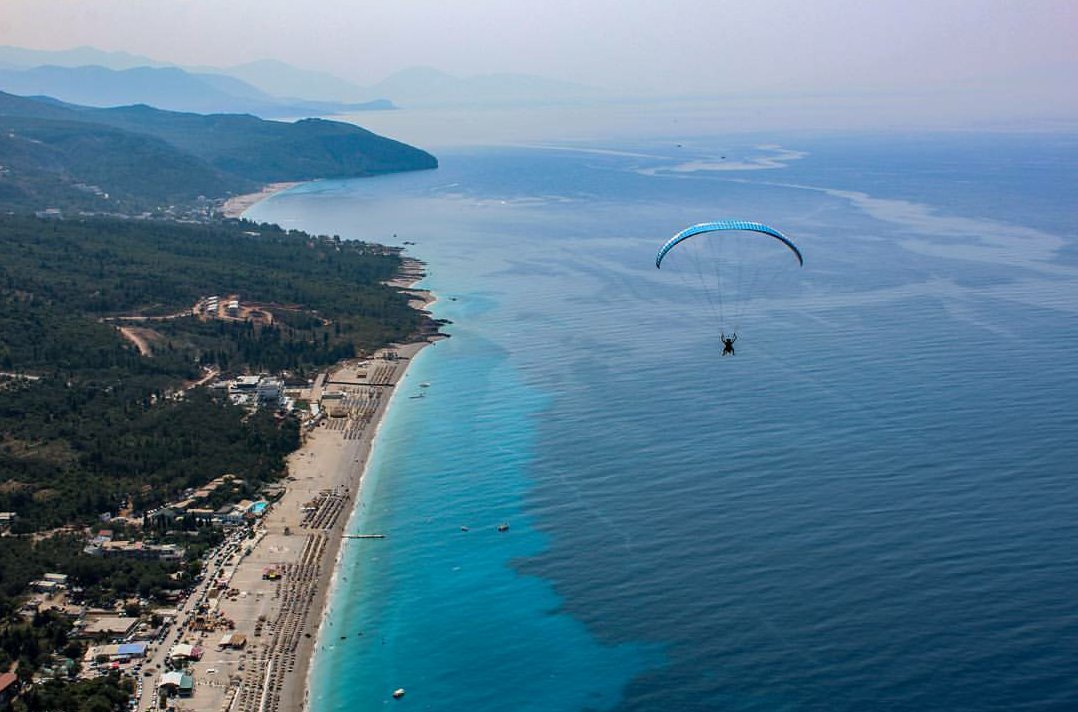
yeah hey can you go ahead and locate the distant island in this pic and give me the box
[0,90,437,215]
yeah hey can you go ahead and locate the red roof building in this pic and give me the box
[0,672,20,707]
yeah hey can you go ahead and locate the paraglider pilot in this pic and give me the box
[720,332,737,356]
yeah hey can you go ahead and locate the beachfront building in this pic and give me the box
[230,375,261,406]
[261,483,286,499]
[80,617,139,640]
[228,374,287,408]
[129,622,164,642]
[232,375,260,391]
[213,505,247,526]
[186,507,216,524]
[30,579,65,595]
[321,391,348,418]
[84,540,185,561]
[217,633,247,650]
[159,671,194,697]
[85,642,147,663]
[147,507,178,529]
[43,573,69,586]
[169,643,203,661]
[256,377,283,406]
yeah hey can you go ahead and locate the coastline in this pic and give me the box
[190,275,438,712]
[219,182,305,219]
[298,345,419,710]
[286,340,431,712]
[293,282,438,712]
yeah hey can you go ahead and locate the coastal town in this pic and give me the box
[2,339,431,711]
[0,195,439,710]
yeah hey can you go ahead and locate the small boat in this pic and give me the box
[460,526,469,532]
[409,393,425,399]
[497,523,510,532]
[393,688,406,699]
[419,382,431,388]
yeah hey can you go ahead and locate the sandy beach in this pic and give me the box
[130,185,437,712]
[129,231,438,710]
[219,182,304,219]
[164,322,434,712]
[133,337,431,712]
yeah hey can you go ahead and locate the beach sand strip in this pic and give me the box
[219,182,303,219]
[205,336,432,712]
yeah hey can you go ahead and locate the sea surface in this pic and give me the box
[247,125,1078,711]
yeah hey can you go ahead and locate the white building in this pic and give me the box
[256,378,283,405]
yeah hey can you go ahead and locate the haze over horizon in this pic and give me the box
[1,0,1075,125]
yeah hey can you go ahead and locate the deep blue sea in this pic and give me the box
[247,127,1078,711]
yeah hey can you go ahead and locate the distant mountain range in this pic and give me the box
[0,45,599,111]
[0,64,393,118]
[0,91,437,213]
[0,45,171,72]
[191,59,371,105]
[0,46,369,104]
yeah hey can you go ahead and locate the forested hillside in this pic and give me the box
[0,91,436,212]
[0,214,428,529]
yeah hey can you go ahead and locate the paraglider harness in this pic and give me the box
[720,332,737,356]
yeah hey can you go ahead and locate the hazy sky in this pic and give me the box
[1,0,1075,98]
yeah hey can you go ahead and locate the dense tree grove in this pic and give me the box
[0,213,426,527]
[14,673,133,712]
[0,215,422,342]
[0,90,436,213]
[0,610,77,680]
[0,533,195,618]
[0,213,424,572]
[0,92,439,708]
[0,214,427,707]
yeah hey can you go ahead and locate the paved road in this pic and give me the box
[134,530,248,711]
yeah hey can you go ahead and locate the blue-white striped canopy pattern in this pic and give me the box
[655,220,804,269]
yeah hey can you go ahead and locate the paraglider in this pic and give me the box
[655,220,803,351]
[720,332,737,356]
[655,221,803,270]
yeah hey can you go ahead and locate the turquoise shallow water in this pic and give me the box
[305,335,655,711]
[248,131,1078,711]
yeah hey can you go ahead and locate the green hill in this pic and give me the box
[88,105,435,182]
[0,213,429,530]
[0,114,252,212]
[0,91,436,212]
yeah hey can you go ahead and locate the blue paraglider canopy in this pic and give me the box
[655,220,803,269]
